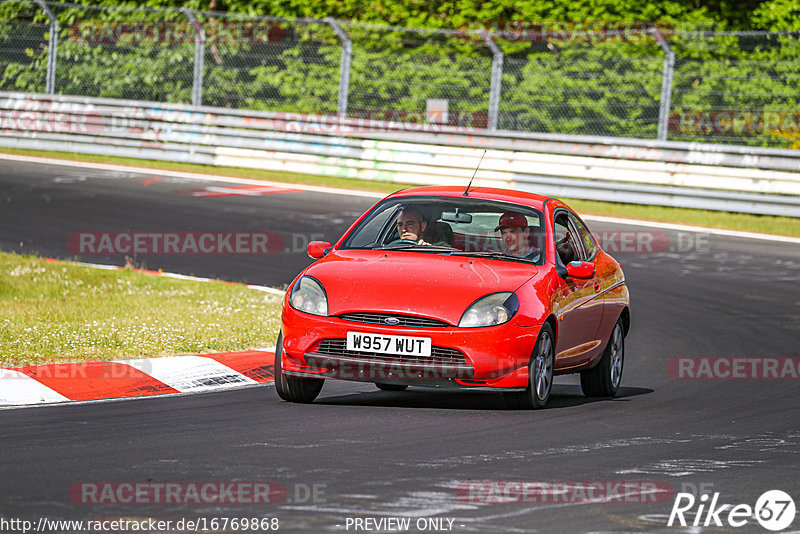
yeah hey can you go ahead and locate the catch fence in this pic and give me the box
[2,2,799,148]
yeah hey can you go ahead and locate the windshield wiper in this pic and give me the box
[378,243,458,251]
[449,250,538,262]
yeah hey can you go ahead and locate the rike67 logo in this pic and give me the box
[668,490,796,531]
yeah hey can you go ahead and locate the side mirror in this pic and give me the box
[565,260,595,279]
[307,241,332,259]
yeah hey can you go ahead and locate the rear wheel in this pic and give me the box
[274,333,324,403]
[580,318,624,397]
[504,323,554,409]
[375,383,408,392]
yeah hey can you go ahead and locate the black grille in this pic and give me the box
[311,339,467,366]
[338,312,450,328]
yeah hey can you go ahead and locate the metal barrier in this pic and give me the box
[1,91,799,216]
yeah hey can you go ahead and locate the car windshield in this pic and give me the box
[341,196,545,265]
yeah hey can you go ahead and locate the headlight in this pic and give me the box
[289,276,328,316]
[459,292,519,328]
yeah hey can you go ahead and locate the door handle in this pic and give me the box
[594,279,601,292]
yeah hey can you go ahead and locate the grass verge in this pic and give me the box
[1,147,799,237]
[0,251,282,367]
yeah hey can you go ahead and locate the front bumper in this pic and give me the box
[280,306,540,389]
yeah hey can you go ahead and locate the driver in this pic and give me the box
[495,211,539,261]
[395,206,428,244]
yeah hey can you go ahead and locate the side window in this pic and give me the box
[553,211,581,265]
[569,213,596,260]
[554,212,569,243]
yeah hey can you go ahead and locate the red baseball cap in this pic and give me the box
[495,212,528,231]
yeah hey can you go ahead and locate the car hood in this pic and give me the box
[302,250,540,324]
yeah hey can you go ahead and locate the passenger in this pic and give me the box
[422,221,454,247]
[495,211,540,261]
[395,206,428,244]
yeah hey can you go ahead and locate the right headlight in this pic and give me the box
[459,292,519,328]
[289,276,328,316]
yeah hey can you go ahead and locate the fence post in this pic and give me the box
[181,8,205,107]
[326,18,351,119]
[652,26,675,141]
[33,0,58,94]
[482,31,503,131]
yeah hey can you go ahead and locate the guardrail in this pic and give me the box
[1,91,799,217]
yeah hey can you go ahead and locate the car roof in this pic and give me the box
[388,186,549,210]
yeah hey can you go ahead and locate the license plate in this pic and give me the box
[346,332,432,357]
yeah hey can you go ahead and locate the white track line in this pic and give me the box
[64,259,287,296]
[1,153,796,243]
[583,214,800,244]
[0,153,384,199]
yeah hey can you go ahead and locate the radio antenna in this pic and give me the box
[463,147,487,196]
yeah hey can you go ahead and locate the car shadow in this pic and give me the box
[314,384,653,411]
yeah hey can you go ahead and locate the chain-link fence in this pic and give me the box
[2,1,799,148]
[0,0,49,94]
[500,39,666,138]
[669,31,800,148]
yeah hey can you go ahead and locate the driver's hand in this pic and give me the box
[400,231,419,241]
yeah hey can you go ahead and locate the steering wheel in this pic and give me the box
[386,238,419,246]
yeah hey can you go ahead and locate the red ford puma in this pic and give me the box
[275,186,630,409]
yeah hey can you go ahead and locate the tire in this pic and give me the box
[504,323,555,409]
[580,318,624,397]
[274,333,324,403]
[375,383,408,392]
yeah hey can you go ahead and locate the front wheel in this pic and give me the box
[504,323,555,409]
[580,318,624,397]
[274,333,324,403]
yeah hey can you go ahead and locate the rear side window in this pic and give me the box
[555,210,600,264]
[553,211,580,264]
[570,214,596,260]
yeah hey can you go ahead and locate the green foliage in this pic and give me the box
[501,42,663,137]
[668,33,800,146]
[752,0,800,31]
[1,0,799,147]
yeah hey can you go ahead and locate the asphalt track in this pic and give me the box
[1,158,800,534]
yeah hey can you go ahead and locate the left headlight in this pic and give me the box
[289,276,328,316]
[459,292,519,328]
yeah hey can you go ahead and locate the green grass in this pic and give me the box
[2,147,799,237]
[0,252,282,367]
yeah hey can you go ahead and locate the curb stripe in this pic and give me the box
[202,351,275,383]
[1,351,277,407]
[115,356,258,393]
[0,369,70,405]
[8,362,178,401]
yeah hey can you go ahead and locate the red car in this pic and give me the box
[275,186,629,409]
